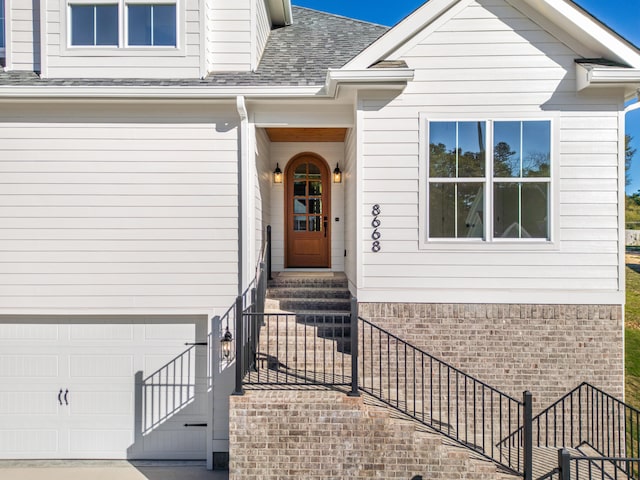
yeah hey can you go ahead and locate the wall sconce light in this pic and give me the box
[221,327,233,359]
[273,163,283,184]
[333,163,342,183]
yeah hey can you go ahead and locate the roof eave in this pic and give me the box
[325,68,415,96]
[576,64,640,100]
[267,0,293,27]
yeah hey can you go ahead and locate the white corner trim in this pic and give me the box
[325,68,414,96]
[344,0,460,70]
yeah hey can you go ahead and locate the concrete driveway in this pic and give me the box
[0,461,229,480]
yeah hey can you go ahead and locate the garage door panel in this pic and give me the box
[69,429,133,455]
[69,390,133,416]
[0,430,59,454]
[0,324,59,341]
[0,355,59,377]
[69,355,134,378]
[144,324,196,343]
[70,324,134,342]
[141,427,206,458]
[0,391,61,415]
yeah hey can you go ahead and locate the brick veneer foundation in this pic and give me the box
[358,303,624,408]
[229,390,517,480]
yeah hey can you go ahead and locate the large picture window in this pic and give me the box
[427,119,551,241]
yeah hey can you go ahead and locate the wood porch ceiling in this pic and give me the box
[265,128,347,142]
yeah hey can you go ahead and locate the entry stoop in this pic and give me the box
[265,272,352,353]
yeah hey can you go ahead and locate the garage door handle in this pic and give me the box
[64,389,69,406]
[58,389,63,406]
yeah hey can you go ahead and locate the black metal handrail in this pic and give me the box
[555,448,640,480]
[358,316,530,476]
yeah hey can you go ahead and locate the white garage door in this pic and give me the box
[0,320,208,459]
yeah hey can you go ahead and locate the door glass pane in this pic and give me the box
[457,122,485,178]
[522,183,548,238]
[308,199,322,214]
[308,163,321,179]
[494,121,521,178]
[293,199,306,214]
[494,183,520,238]
[429,122,456,177]
[457,183,484,238]
[522,121,550,177]
[309,216,322,232]
[309,181,322,195]
[429,183,455,238]
[293,181,306,196]
[294,164,307,179]
[293,216,306,231]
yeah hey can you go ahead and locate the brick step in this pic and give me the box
[271,298,351,312]
[267,274,348,289]
[267,287,351,300]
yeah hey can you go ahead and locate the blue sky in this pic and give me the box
[293,0,640,194]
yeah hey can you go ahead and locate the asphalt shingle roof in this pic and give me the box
[0,6,388,88]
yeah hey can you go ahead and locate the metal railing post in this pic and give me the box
[232,295,244,396]
[524,390,533,480]
[258,262,266,314]
[558,448,571,480]
[348,297,360,397]
[266,225,272,280]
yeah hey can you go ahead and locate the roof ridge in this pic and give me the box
[291,5,390,29]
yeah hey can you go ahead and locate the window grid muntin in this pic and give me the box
[427,119,551,242]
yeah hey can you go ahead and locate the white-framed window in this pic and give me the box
[70,4,119,46]
[127,4,176,46]
[425,118,552,242]
[0,0,5,53]
[68,0,177,48]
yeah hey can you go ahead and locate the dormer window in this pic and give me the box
[0,0,5,53]
[128,4,176,46]
[71,4,118,46]
[67,1,177,48]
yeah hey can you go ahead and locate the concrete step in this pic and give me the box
[273,297,351,312]
[268,272,348,289]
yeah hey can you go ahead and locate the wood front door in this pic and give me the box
[285,155,331,268]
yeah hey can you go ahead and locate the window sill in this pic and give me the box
[418,239,559,252]
[61,46,185,57]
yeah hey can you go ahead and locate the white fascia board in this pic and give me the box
[267,0,292,27]
[0,85,323,100]
[344,0,459,69]
[576,63,640,97]
[325,68,414,96]
[518,0,640,68]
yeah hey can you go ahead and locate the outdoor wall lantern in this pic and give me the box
[333,163,342,183]
[221,327,233,358]
[273,163,283,184]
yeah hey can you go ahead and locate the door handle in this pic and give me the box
[58,389,63,406]
[323,216,328,237]
[64,389,69,406]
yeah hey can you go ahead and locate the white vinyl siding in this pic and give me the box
[0,103,239,314]
[6,0,40,71]
[357,0,623,304]
[255,128,271,268]
[205,0,251,73]
[344,127,357,291]
[255,0,270,67]
[43,0,200,78]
